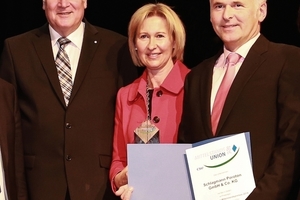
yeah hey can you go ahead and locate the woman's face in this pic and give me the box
[135,16,174,71]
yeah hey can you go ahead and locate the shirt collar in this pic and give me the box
[215,33,260,67]
[127,60,190,102]
[160,60,189,94]
[49,22,85,49]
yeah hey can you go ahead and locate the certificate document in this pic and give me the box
[186,132,255,200]
[128,144,194,200]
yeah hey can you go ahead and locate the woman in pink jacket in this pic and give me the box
[109,3,190,199]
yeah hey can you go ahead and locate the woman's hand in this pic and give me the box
[114,166,129,188]
[115,184,134,200]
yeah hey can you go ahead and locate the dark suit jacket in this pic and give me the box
[0,78,27,200]
[178,35,300,200]
[0,20,137,200]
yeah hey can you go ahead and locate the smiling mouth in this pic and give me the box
[58,12,72,15]
[147,53,161,58]
[223,24,238,28]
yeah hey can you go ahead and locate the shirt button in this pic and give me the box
[156,90,163,97]
[153,116,160,123]
[66,155,72,161]
[66,123,72,129]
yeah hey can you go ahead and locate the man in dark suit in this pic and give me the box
[0,78,27,200]
[0,0,137,199]
[179,0,300,199]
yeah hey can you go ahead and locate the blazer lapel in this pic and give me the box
[69,21,100,102]
[216,35,268,135]
[33,24,66,107]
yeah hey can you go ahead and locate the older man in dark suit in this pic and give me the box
[0,78,27,200]
[0,0,138,199]
[179,0,300,199]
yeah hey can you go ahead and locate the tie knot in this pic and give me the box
[57,37,71,47]
[226,53,241,66]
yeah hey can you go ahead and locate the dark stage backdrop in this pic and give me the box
[2,0,300,68]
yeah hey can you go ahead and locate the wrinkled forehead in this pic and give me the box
[209,0,264,4]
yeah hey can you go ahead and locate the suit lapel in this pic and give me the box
[203,66,214,138]
[199,55,220,138]
[216,35,269,135]
[31,22,101,107]
[69,21,100,102]
[33,24,66,107]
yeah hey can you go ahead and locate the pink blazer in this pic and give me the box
[109,61,190,191]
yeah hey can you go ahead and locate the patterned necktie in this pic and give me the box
[55,37,72,106]
[211,53,242,135]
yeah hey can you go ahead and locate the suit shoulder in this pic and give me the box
[86,24,128,51]
[88,24,127,40]
[268,41,300,54]
[4,27,42,42]
[261,42,300,66]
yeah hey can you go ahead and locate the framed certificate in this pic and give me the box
[186,132,255,200]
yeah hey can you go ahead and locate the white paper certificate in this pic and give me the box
[185,132,255,200]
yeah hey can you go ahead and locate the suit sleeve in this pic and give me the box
[178,73,190,143]
[13,85,28,200]
[0,39,17,86]
[247,47,300,199]
[1,39,28,200]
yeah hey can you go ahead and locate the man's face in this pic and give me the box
[43,0,87,36]
[209,0,266,51]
